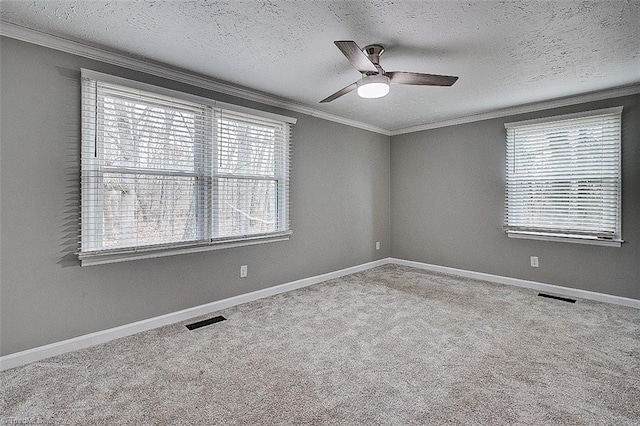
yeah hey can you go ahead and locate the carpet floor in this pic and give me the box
[1,264,639,425]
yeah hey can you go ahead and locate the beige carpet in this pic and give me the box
[1,264,639,425]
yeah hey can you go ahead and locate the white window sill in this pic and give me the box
[79,231,293,266]
[507,232,622,247]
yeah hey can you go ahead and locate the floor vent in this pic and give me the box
[538,293,576,303]
[186,315,227,330]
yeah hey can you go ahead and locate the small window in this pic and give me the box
[504,107,622,246]
[80,70,294,265]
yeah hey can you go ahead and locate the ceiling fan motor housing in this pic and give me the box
[363,44,385,73]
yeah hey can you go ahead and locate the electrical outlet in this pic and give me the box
[530,256,539,268]
[240,265,248,278]
[376,241,380,250]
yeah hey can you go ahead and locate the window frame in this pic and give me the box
[80,69,295,266]
[503,107,623,247]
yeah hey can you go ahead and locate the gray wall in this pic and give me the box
[391,94,640,300]
[2,35,638,358]
[0,37,391,356]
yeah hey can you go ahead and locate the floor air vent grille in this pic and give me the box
[186,315,227,330]
[538,293,576,303]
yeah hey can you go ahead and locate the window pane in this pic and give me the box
[218,118,276,176]
[99,92,203,173]
[217,178,276,237]
[507,179,618,233]
[103,173,199,248]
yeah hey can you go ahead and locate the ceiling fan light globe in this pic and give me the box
[358,83,390,98]
[357,75,390,99]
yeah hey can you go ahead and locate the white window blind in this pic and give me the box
[504,107,622,246]
[80,70,294,265]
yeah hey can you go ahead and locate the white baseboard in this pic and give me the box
[390,258,640,309]
[4,257,636,371]
[0,258,389,371]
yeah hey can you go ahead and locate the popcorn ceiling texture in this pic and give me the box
[1,1,639,130]
[1,265,639,424]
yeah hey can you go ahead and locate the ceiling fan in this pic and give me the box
[320,41,458,103]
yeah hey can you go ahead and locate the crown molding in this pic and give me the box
[0,21,390,136]
[3,21,637,138]
[390,84,640,136]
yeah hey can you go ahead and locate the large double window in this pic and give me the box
[504,107,622,246]
[80,70,294,265]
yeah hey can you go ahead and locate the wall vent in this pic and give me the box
[186,315,227,330]
[538,293,576,303]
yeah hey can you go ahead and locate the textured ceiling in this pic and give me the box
[1,1,639,132]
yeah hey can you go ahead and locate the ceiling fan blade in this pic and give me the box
[387,71,458,86]
[334,41,378,73]
[319,81,359,103]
